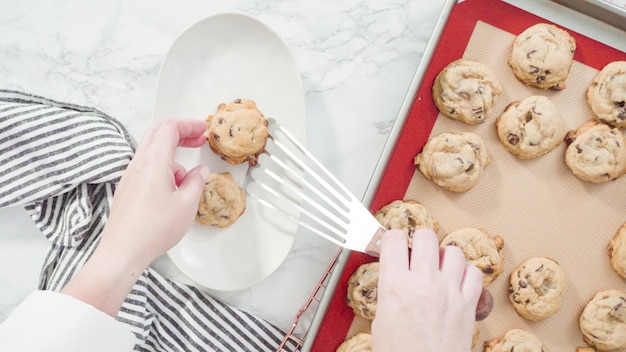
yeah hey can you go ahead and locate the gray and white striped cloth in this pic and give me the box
[0,90,297,352]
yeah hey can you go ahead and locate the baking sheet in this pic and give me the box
[310,0,626,350]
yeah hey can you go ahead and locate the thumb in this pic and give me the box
[177,165,210,203]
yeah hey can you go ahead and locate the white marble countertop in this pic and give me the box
[1,0,624,346]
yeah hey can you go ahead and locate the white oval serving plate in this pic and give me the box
[153,13,305,291]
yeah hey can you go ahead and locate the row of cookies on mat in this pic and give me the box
[420,23,626,192]
[194,98,268,228]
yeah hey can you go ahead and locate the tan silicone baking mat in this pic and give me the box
[402,21,626,350]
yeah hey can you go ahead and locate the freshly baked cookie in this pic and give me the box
[195,172,246,228]
[374,199,440,247]
[484,329,545,352]
[579,289,626,351]
[432,59,503,125]
[587,61,626,128]
[564,120,626,183]
[206,98,268,165]
[608,223,626,279]
[336,332,371,352]
[346,262,379,320]
[509,23,576,90]
[440,228,505,286]
[508,257,567,321]
[414,132,491,192]
[496,95,565,159]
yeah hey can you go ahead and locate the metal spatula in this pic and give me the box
[244,118,493,321]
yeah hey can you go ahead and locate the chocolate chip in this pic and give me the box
[535,264,544,272]
[213,134,220,141]
[234,98,242,103]
[617,101,625,108]
[482,265,494,274]
[530,66,540,74]
[526,49,537,58]
[449,109,456,115]
[526,111,533,123]
[507,134,520,145]
[229,126,234,137]
[537,75,546,83]
[576,145,583,153]
[218,117,224,124]
[465,162,475,172]
[519,280,527,288]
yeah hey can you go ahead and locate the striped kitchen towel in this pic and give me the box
[0,89,298,352]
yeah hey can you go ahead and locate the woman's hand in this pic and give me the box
[61,119,209,316]
[371,229,483,351]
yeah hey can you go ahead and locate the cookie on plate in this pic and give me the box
[608,223,626,279]
[508,23,576,90]
[374,199,440,247]
[496,95,565,159]
[440,228,505,286]
[432,59,503,125]
[508,257,567,321]
[484,329,545,352]
[564,120,626,183]
[336,332,371,352]
[346,262,379,320]
[587,61,626,128]
[195,172,246,228]
[579,289,626,351]
[414,132,491,192]
[206,98,269,165]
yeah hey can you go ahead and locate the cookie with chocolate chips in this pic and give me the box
[195,172,246,228]
[432,59,503,125]
[346,262,379,320]
[564,120,626,183]
[579,289,626,351]
[508,257,567,322]
[496,95,565,159]
[509,23,576,90]
[205,98,268,165]
[484,329,546,352]
[414,132,491,192]
[440,228,505,286]
[336,332,371,352]
[587,61,626,128]
[374,199,440,248]
[608,222,626,279]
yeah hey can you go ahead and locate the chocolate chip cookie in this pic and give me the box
[509,23,576,90]
[336,332,371,352]
[608,222,626,279]
[195,172,246,228]
[564,120,626,183]
[484,329,546,352]
[374,199,440,248]
[496,95,565,159]
[346,262,379,320]
[440,228,505,286]
[206,98,268,165]
[579,289,626,351]
[587,61,626,128]
[508,257,567,321]
[414,132,491,192]
[432,59,503,125]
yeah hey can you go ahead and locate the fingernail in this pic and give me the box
[199,165,210,180]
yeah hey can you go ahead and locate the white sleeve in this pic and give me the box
[0,290,135,352]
